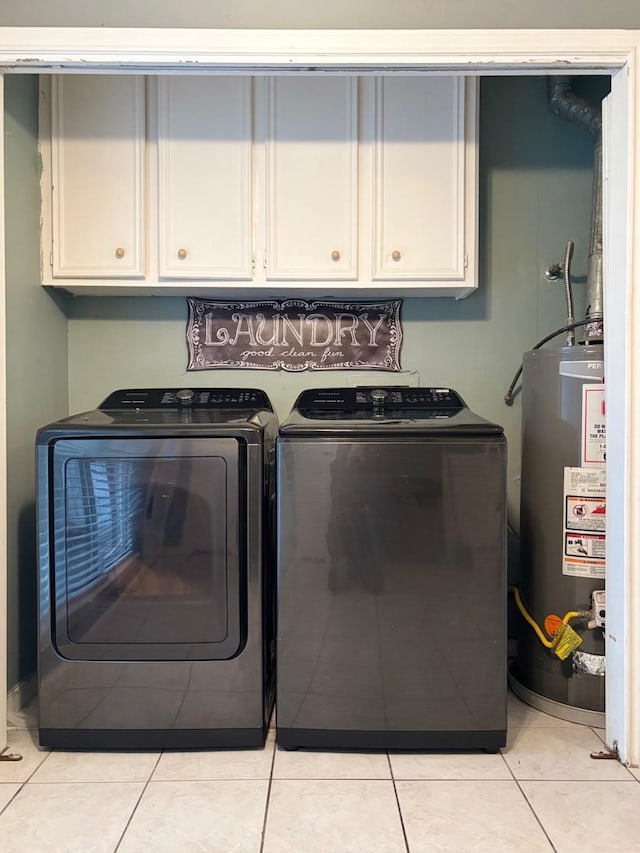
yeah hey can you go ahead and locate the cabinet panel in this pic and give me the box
[51,75,145,279]
[265,77,358,280]
[372,77,469,281]
[157,77,252,279]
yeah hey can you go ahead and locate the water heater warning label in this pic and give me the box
[565,533,606,559]
[581,383,606,467]
[563,467,606,578]
[565,496,606,532]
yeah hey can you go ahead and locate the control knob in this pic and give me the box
[370,388,389,417]
[175,389,195,406]
[370,388,389,404]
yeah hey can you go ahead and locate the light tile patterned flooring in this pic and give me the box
[1,691,639,852]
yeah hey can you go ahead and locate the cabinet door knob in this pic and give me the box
[392,250,401,262]
[178,248,187,260]
[115,247,125,259]
[331,250,341,262]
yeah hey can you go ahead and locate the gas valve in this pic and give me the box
[588,589,606,630]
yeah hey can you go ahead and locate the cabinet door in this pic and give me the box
[371,77,474,284]
[51,75,145,279]
[265,77,358,280]
[157,77,252,279]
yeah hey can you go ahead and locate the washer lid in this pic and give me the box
[280,386,504,437]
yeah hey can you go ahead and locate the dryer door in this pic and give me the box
[50,437,245,661]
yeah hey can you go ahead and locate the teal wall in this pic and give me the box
[0,0,638,28]
[4,75,69,688]
[3,73,604,689]
[67,76,603,521]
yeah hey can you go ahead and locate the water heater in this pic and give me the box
[510,345,605,724]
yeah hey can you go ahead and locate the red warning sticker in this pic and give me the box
[563,467,606,579]
[565,495,606,532]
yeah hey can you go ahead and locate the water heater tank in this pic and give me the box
[511,344,605,724]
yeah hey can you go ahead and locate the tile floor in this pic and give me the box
[1,691,639,853]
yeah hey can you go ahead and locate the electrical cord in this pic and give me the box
[503,319,592,405]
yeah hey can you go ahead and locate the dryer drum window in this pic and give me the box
[49,437,245,661]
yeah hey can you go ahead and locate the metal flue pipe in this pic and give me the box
[548,77,603,343]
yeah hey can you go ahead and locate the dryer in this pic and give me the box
[37,387,277,749]
[276,386,507,751]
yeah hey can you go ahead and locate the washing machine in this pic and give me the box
[36,387,277,749]
[276,386,507,751]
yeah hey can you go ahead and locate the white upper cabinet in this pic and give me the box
[264,77,358,280]
[49,75,145,279]
[157,76,252,280]
[368,77,472,284]
[40,74,477,296]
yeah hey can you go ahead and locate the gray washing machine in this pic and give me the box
[276,386,507,751]
[37,387,277,749]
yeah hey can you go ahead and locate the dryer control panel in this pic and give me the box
[100,388,273,411]
[295,386,465,419]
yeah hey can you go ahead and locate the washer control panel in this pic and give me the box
[296,386,465,417]
[99,388,273,411]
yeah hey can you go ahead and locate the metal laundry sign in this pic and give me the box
[186,298,403,372]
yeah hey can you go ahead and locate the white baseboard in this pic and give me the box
[7,673,37,715]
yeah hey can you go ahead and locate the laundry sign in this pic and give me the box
[186,298,403,372]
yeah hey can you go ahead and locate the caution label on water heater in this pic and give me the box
[562,467,606,578]
[565,532,606,559]
[582,383,606,467]
[565,495,606,532]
